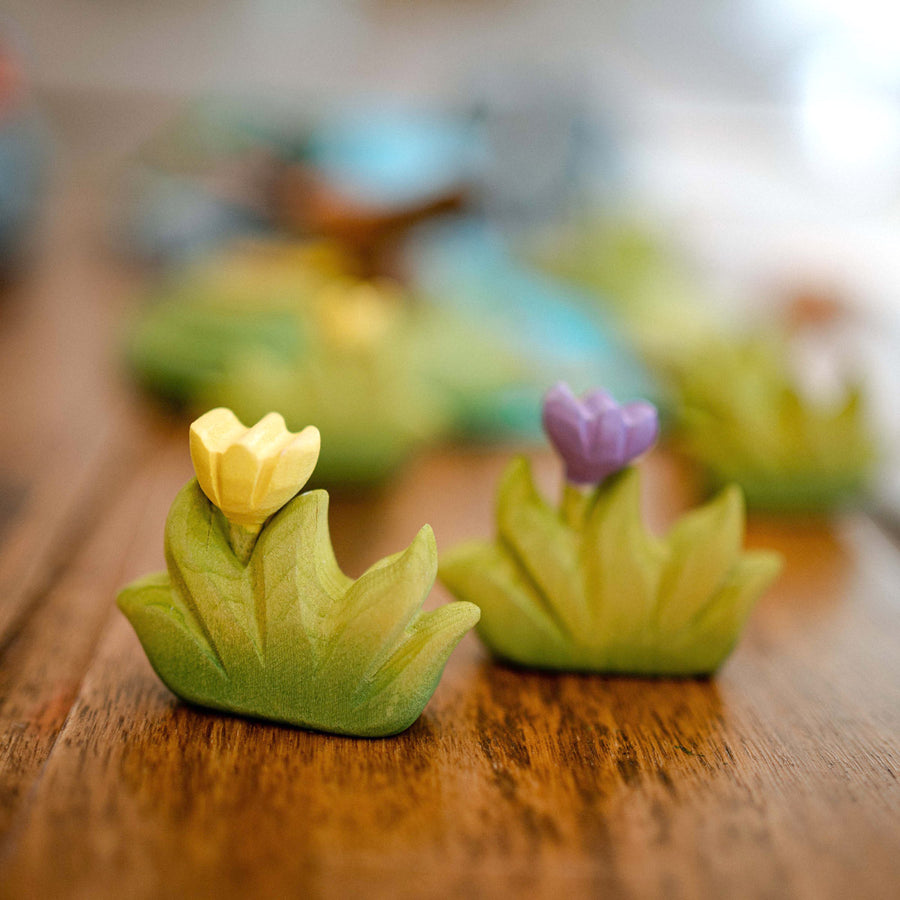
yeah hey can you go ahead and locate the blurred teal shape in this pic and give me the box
[305,108,476,208]
[405,218,657,438]
[0,107,48,273]
[119,167,270,264]
[119,102,475,264]
[119,94,611,262]
[532,218,718,369]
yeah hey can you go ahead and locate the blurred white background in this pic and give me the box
[5,0,900,312]
[3,0,898,509]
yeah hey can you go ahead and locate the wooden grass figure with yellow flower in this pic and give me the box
[117,409,480,737]
[439,384,782,675]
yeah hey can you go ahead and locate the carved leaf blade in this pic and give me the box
[352,601,481,736]
[497,457,591,636]
[655,484,743,634]
[164,481,260,670]
[117,574,229,700]
[320,525,438,684]
[581,467,665,645]
[439,540,571,667]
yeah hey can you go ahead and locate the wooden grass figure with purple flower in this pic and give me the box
[439,383,782,675]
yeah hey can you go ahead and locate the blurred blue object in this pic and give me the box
[119,83,619,264]
[116,97,304,265]
[406,218,656,438]
[119,166,270,264]
[0,107,48,274]
[304,88,609,225]
[464,68,616,227]
[304,108,476,209]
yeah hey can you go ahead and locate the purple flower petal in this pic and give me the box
[589,408,627,468]
[542,384,589,457]
[622,401,659,460]
[582,389,617,416]
[542,383,659,486]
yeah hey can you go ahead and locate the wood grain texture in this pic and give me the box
[1,183,899,899]
[0,433,183,834]
[2,440,899,899]
[0,184,150,646]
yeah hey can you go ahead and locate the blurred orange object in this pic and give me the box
[785,287,847,331]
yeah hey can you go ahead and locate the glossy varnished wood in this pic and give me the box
[1,189,899,899]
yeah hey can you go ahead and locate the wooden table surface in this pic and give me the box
[1,189,899,900]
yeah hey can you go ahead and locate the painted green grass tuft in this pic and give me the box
[118,480,479,737]
[439,458,780,675]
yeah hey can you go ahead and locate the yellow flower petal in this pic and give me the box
[189,408,321,527]
[189,408,246,508]
[265,426,321,510]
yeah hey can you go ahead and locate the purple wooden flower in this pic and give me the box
[542,383,659,485]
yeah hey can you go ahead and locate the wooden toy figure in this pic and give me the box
[440,383,782,675]
[118,409,480,736]
[669,336,876,512]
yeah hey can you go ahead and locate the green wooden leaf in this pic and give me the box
[581,467,666,648]
[163,482,260,670]
[319,525,438,684]
[118,480,479,736]
[655,484,743,634]
[356,603,484,735]
[671,336,876,511]
[440,541,571,668]
[117,574,228,700]
[250,488,349,664]
[439,458,781,676]
[691,551,783,643]
[496,458,591,636]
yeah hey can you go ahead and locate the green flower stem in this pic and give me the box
[561,481,593,530]
[228,521,262,564]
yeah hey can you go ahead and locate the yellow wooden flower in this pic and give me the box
[316,279,400,351]
[189,408,320,529]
